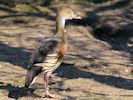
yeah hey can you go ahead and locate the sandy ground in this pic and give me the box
[0,1,133,100]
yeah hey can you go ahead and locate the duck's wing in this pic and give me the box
[25,38,67,88]
[25,38,60,88]
[28,38,58,68]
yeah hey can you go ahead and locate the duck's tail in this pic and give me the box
[25,66,43,88]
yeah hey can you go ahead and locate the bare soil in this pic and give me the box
[0,1,133,100]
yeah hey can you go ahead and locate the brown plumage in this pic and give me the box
[25,7,81,98]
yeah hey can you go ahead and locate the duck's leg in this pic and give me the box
[44,71,55,98]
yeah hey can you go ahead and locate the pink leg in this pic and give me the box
[44,71,55,98]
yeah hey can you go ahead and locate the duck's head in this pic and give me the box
[57,7,81,20]
[56,7,81,33]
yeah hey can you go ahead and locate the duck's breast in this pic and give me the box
[57,42,67,61]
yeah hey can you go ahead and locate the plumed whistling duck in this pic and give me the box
[25,7,81,98]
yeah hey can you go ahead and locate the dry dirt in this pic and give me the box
[0,1,133,100]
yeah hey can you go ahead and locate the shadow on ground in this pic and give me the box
[71,0,133,61]
[0,4,55,21]
[0,82,41,100]
[55,63,133,90]
[0,43,31,69]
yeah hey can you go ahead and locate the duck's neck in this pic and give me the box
[55,16,67,44]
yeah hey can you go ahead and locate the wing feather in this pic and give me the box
[28,38,58,68]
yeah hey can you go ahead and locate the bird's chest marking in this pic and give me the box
[57,43,66,60]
